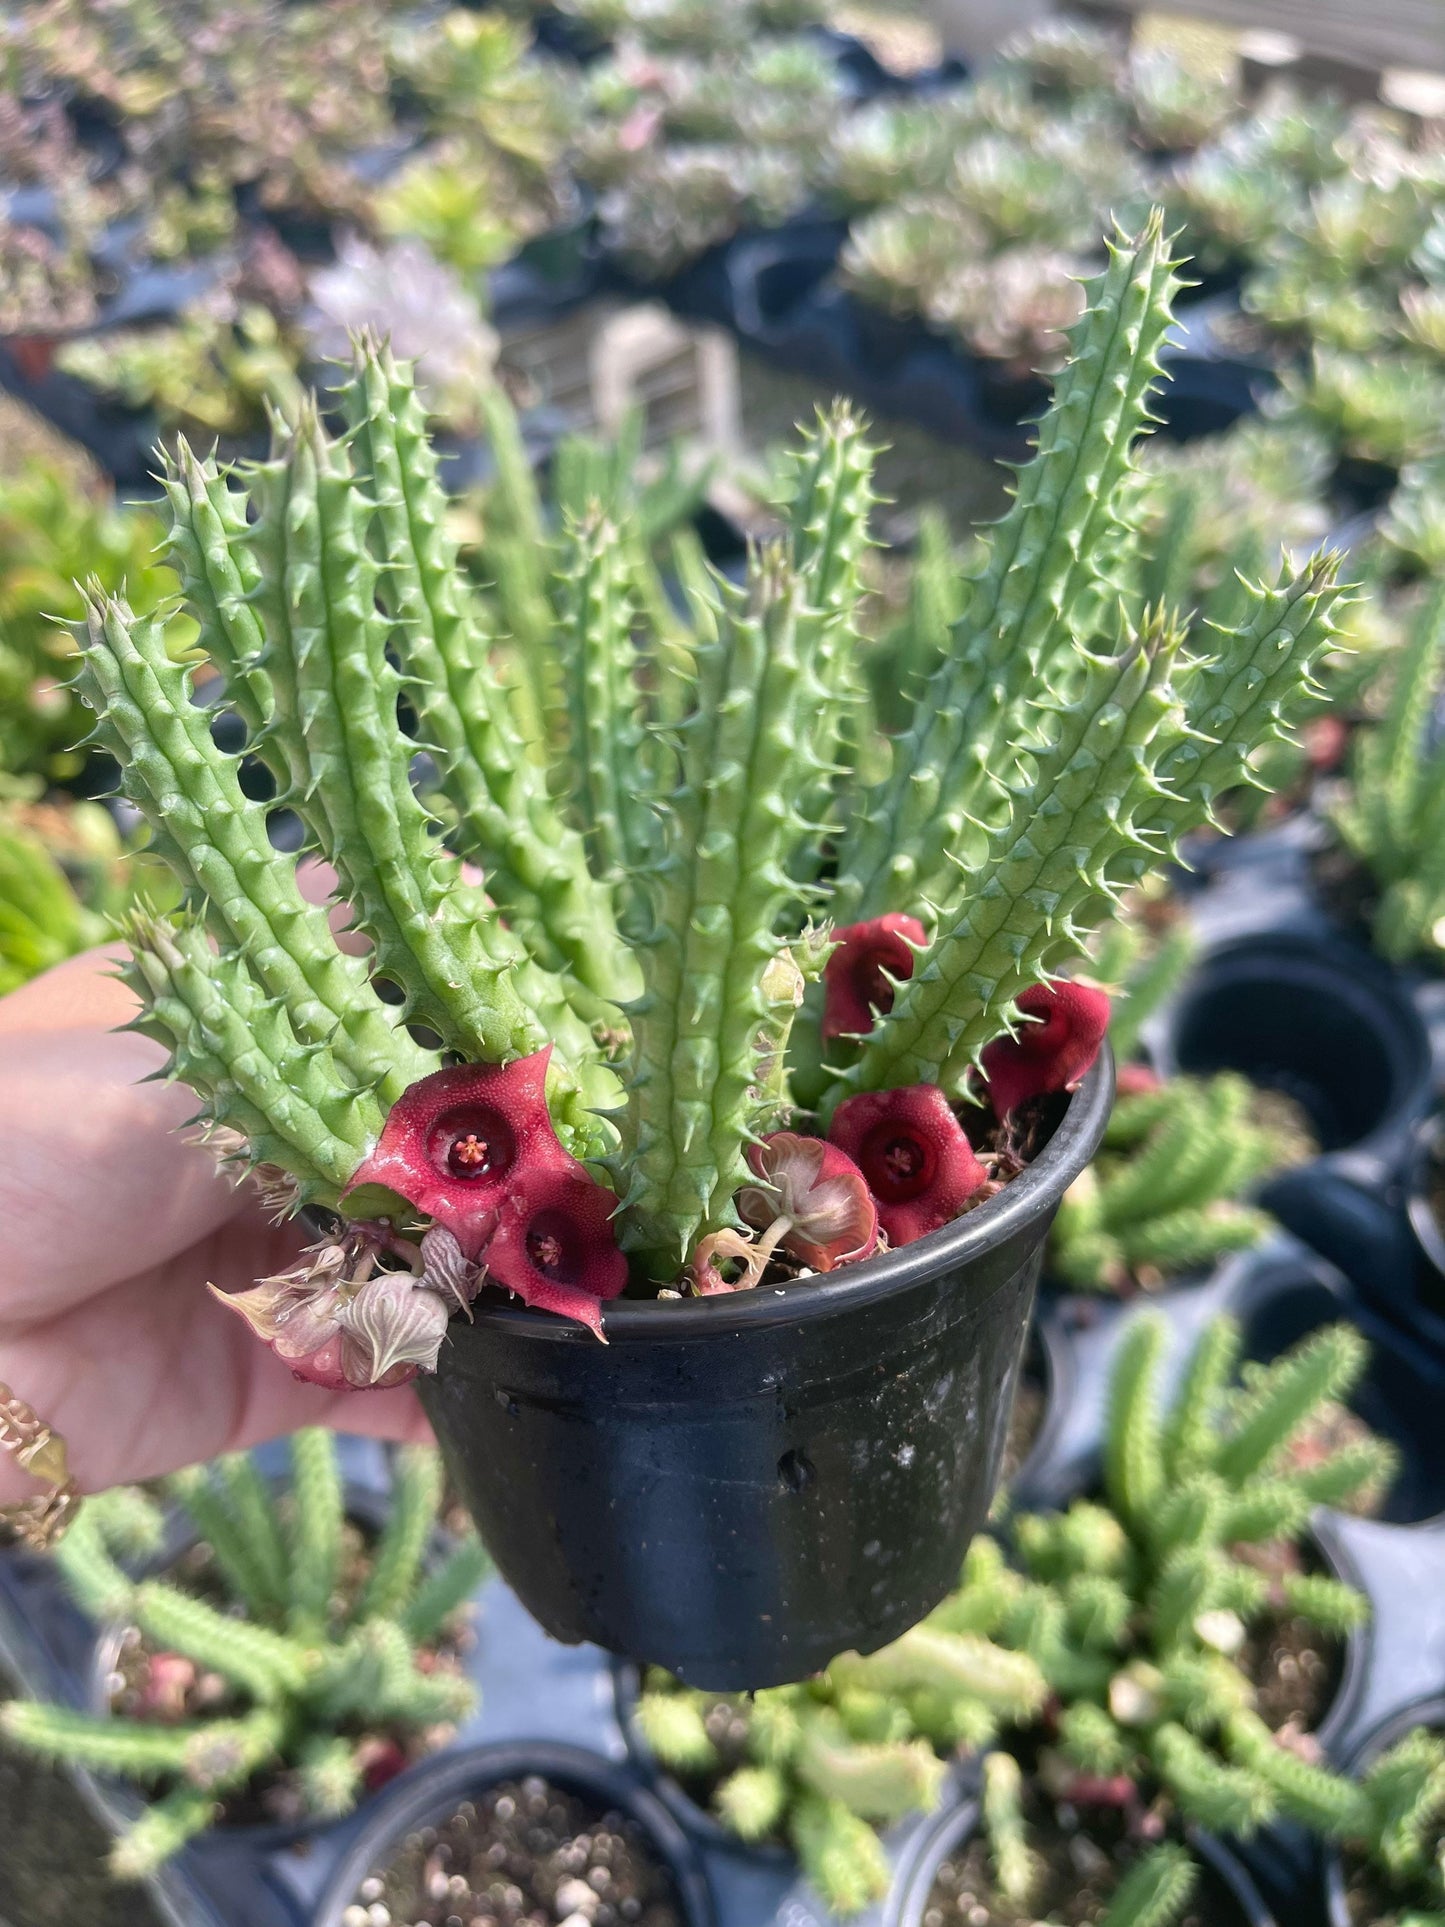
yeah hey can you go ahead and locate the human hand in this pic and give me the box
[0,944,429,1506]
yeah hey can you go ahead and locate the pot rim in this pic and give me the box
[464,1049,1115,1346]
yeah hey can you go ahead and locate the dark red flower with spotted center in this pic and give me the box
[344,1048,570,1259]
[482,1163,629,1339]
[979,980,1111,1121]
[822,914,927,1041]
[828,1084,988,1246]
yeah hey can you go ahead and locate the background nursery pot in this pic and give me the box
[313,1741,714,1927]
[421,1055,1114,1692]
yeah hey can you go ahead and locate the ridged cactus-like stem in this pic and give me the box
[287,1425,343,1637]
[340,343,637,1013]
[556,505,660,898]
[827,620,1184,1105]
[620,551,833,1274]
[835,214,1182,924]
[122,913,383,1204]
[76,591,433,1107]
[240,408,536,1063]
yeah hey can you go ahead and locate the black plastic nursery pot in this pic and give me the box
[885,1786,1276,1927]
[312,1741,715,1927]
[420,1054,1113,1692]
[1156,931,1432,1160]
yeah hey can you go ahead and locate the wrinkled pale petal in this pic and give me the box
[737,1132,878,1271]
[419,1224,480,1312]
[338,1274,452,1387]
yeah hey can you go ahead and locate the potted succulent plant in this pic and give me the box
[71,214,1344,1687]
[0,1432,487,1880]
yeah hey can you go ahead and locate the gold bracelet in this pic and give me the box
[0,1384,80,1549]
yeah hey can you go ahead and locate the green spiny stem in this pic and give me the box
[870,506,959,731]
[355,1443,442,1626]
[1105,1313,1167,1529]
[400,1539,492,1647]
[790,1792,894,1918]
[1349,576,1445,871]
[555,504,660,900]
[928,1536,1022,1638]
[1289,1436,1399,1510]
[1215,1323,1366,1484]
[1060,1700,1133,1775]
[619,549,834,1272]
[133,1580,312,1702]
[1225,1711,1370,1836]
[1164,1317,1241,1482]
[159,440,283,769]
[287,1427,342,1637]
[1279,1572,1370,1634]
[214,1454,290,1613]
[1098,1843,1199,1927]
[298,1734,363,1817]
[982,1751,1036,1904]
[1146,1474,1226,1565]
[1149,1721,1276,1835]
[475,380,557,747]
[239,405,540,1063]
[1131,558,1343,851]
[340,341,637,1013]
[76,591,433,1107]
[828,620,1185,1104]
[109,1787,218,1881]
[311,1618,472,1725]
[1148,1545,1229,1652]
[1117,1201,1273,1276]
[837,1626,1047,1719]
[635,1690,719,1772]
[1215,1478,1314,1547]
[166,1465,282,1623]
[785,401,877,828]
[1158,1650,1252,1734]
[834,213,1181,924]
[1098,1078,1252,1228]
[1363,1729,1445,1878]
[716,1765,789,1841]
[53,1506,138,1624]
[180,1707,287,1791]
[0,1701,202,1780]
[122,913,383,1205]
[1065,1573,1133,1651]
[794,1709,944,1823]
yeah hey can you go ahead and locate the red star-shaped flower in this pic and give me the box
[829,1084,988,1247]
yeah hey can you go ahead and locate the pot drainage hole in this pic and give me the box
[339,1775,686,1927]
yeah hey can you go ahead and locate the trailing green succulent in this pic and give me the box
[918,1314,1395,1920]
[1049,1073,1293,1292]
[73,220,1347,1383]
[634,1593,1047,1914]
[1334,578,1445,962]
[0,1432,488,1876]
